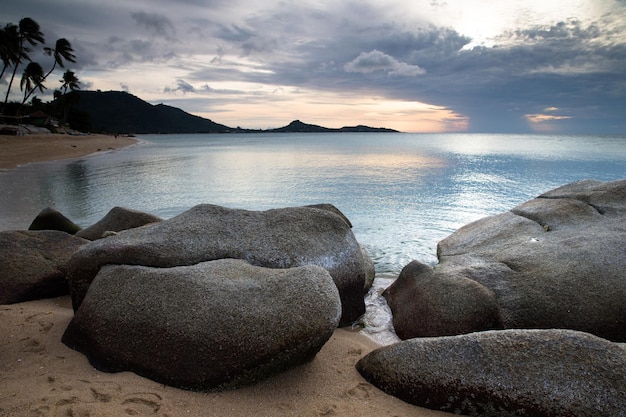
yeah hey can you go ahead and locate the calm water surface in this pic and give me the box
[2,133,624,342]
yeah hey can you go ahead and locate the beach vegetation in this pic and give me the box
[60,69,80,95]
[19,38,76,107]
[57,70,81,124]
[1,17,79,126]
[1,18,44,113]
[20,62,45,103]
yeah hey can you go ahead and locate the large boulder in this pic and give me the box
[28,207,82,234]
[356,329,626,416]
[67,204,368,325]
[62,259,341,391]
[386,179,626,341]
[75,206,162,240]
[384,260,504,338]
[0,230,89,304]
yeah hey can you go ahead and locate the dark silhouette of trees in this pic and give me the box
[20,62,45,104]
[0,24,20,81]
[2,18,44,112]
[1,17,79,125]
[60,69,80,94]
[21,38,76,105]
[58,70,81,123]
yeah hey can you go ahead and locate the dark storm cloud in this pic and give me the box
[3,0,625,132]
[195,4,624,132]
[251,15,625,132]
[131,12,177,40]
[422,20,626,132]
[214,25,255,43]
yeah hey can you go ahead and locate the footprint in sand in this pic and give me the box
[40,375,166,416]
[38,320,54,333]
[316,403,338,416]
[90,387,113,403]
[21,337,45,353]
[122,392,163,415]
[343,382,372,400]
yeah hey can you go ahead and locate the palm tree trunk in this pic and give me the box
[2,61,20,114]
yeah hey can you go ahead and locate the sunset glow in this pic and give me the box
[4,0,625,133]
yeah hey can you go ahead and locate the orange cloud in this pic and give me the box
[525,112,573,132]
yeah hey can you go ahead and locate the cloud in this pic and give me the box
[344,50,426,76]
[131,11,176,40]
[525,113,572,123]
[164,79,196,94]
[3,0,626,132]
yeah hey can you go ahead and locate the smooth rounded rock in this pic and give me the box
[67,204,368,325]
[28,207,81,234]
[62,259,341,392]
[357,329,626,416]
[0,230,89,304]
[76,206,162,240]
[389,179,626,341]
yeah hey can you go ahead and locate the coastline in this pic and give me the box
[0,133,452,416]
[0,133,139,170]
[0,296,452,417]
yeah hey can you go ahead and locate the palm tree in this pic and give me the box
[0,23,20,81]
[58,69,81,124]
[60,69,80,94]
[2,18,44,112]
[20,62,46,105]
[21,38,76,105]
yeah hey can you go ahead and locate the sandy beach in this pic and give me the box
[0,133,138,170]
[0,133,453,416]
[0,296,454,417]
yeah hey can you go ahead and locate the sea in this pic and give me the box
[1,132,625,343]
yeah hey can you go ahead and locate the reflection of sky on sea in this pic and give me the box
[1,132,624,274]
[2,132,624,343]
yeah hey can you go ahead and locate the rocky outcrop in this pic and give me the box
[384,260,503,338]
[356,329,626,416]
[385,179,626,341]
[67,204,368,325]
[63,259,341,392]
[28,207,82,234]
[76,206,162,240]
[0,230,89,304]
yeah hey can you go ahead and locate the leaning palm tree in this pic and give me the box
[21,38,76,105]
[20,62,46,105]
[2,18,45,111]
[0,23,20,81]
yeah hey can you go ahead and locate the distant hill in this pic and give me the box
[268,120,398,133]
[69,91,231,134]
[68,90,399,134]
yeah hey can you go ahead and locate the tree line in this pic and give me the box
[1,17,80,127]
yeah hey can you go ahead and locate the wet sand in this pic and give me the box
[0,133,138,170]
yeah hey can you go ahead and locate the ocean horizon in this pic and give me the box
[2,132,624,342]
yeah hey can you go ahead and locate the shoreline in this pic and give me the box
[0,296,452,417]
[0,133,450,415]
[0,132,139,170]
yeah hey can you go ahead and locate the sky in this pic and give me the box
[3,0,626,133]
